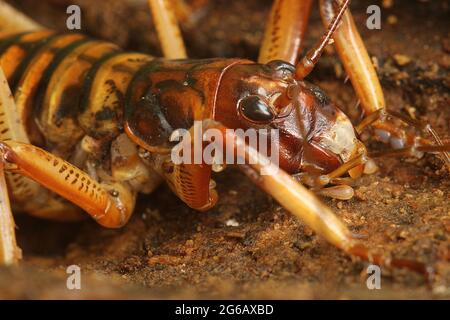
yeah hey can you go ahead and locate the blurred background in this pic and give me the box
[0,0,449,299]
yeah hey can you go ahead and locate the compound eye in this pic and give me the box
[238,95,275,124]
[266,60,295,78]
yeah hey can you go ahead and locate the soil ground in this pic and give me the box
[0,0,449,299]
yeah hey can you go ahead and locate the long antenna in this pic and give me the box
[295,0,351,79]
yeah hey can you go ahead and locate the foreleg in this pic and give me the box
[209,120,430,276]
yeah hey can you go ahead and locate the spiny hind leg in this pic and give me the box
[0,64,86,266]
[258,0,313,64]
[0,140,137,228]
[17,188,85,221]
[319,0,385,114]
[147,0,187,59]
[1,63,84,218]
[0,66,31,264]
[356,108,450,171]
[318,1,392,131]
[0,160,21,265]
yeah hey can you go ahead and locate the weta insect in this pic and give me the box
[0,0,448,277]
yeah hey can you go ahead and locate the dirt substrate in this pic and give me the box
[0,0,449,299]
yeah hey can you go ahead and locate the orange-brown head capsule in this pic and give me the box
[123,58,366,177]
[215,60,367,175]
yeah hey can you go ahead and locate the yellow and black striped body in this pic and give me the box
[0,30,152,155]
[0,30,248,217]
[0,30,247,151]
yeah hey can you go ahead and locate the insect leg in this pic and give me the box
[148,0,188,59]
[204,119,353,250]
[0,55,86,222]
[0,68,21,265]
[208,120,430,276]
[295,0,351,79]
[319,0,385,113]
[0,141,136,228]
[0,1,42,33]
[294,155,369,200]
[320,0,449,171]
[369,144,450,159]
[297,153,370,192]
[258,0,313,65]
[0,160,21,265]
[357,109,450,170]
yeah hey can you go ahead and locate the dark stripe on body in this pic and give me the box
[0,32,27,55]
[9,33,61,91]
[78,50,124,112]
[33,38,90,120]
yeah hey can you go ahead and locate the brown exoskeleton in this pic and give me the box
[0,0,448,276]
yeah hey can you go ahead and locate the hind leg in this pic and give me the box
[0,157,85,265]
[0,140,137,228]
[258,0,313,64]
[0,160,20,265]
[319,0,385,114]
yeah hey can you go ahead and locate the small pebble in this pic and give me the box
[398,230,408,239]
[382,0,394,9]
[387,15,398,25]
[393,54,412,66]
[225,218,239,227]
[185,239,194,247]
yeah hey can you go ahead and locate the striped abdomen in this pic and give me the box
[0,30,153,155]
[0,30,249,218]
